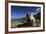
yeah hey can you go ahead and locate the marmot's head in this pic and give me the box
[27,12,33,17]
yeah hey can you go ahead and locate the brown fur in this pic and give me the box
[26,13,35,26]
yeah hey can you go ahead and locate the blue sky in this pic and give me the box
[11,6,40,19]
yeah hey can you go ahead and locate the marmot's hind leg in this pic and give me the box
[32,19,35,26]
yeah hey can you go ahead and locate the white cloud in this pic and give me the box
[32,8,40,15]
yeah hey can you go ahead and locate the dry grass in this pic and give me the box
[11,19,40,28]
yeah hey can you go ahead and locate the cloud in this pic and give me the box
[32,8,40,15]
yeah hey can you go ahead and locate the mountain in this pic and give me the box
[11,12,40,21]
[34,12,40,19]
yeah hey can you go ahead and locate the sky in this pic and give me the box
[11,6,40,19]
